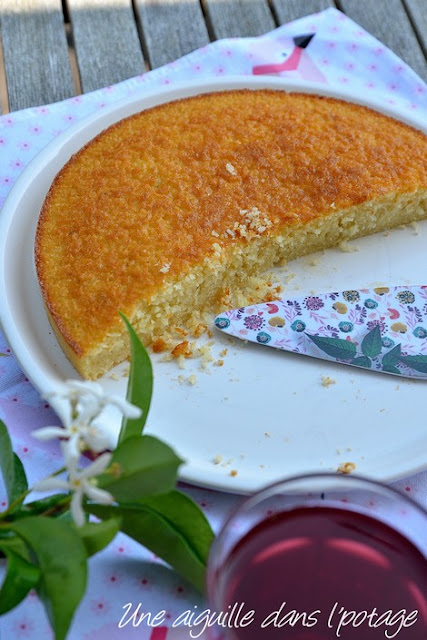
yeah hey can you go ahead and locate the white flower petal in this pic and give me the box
[32,477,70,493]
[67,432,83,460]
[44,382,72,400]
[84,484,114,504]
[108,395,142,419]
[80,452,113,479]
[61,440,80,473]
[66,380,104,398]
[32,426,68,441]
[83,424,111,453]
[70,489,85,527]
[77,394,101,422]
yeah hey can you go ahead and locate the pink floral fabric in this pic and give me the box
[0,8,426,639]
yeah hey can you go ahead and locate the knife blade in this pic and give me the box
[214,285,427,379]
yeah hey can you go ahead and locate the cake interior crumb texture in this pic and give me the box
[35,90,427,379]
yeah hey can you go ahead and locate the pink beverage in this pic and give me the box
[208,476,427,640]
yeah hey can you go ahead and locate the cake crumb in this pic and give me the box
[284,272,296,284]
[177,355,186,370]
[220,348,228,357]
[192,323,208,338]
[159,262,171,273]
[264,432,271,438]
[225,206,272,240]
[321,375,336,387]
[212,455,223,465]
[197,344,214,366]
[212,242,222,258]
[160,352,173,362]
[409,221,419,235]
[215,359,224,367]
[174,326,188,337]
[337,462,356,475]
[152,338,168,353]
[109,373,120,381]
[338,241,359,253]
[230,469,238,477]
[171,341,193,359]
[226,162,237,175]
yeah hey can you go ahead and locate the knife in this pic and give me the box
[214,285,427,379]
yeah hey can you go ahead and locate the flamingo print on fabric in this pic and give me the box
[252,34,327,83]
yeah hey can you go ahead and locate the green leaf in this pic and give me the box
[0,421,15,503]
[305,334,357,360]
[138,491,214,566]
[351,356,372,369]
[119,313,153,443]
[12,454,28,502]
[382,344,402,369]
[19,494,70,518]
[99,435,183,502]
[77,518,121,557]
[399,354,427,374]
[382,365,401,375]
[0,532,31,561]
[0,420,28,506]
[0,545,40,614]
[88,490,214,592]
[9,516,87,640]
[361,325,383,358]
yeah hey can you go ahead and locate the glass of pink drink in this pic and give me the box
[207,473,427,640]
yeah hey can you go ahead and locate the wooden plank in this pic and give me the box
[67,0,145,93]
[272,0,335,24]
[203,0,276,39]
[0,0,75,111]
[134,0,210,69]
[403,0,427,57]
[339,0,427,80]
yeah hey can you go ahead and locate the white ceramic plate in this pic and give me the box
[1,77,426,493]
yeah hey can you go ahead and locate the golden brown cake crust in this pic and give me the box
[35,89,427,363]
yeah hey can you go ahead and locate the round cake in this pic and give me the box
[35,90,427,379]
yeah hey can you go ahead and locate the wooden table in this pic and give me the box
[0,0,426,114]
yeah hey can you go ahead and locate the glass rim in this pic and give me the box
[208,471,427,571]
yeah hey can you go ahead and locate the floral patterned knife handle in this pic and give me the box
[215,286,427,378]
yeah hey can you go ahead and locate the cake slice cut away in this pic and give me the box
[35,90,427,379]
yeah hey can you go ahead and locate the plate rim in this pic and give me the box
[1,75,427,493]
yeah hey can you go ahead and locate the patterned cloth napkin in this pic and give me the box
[0,7,426,639]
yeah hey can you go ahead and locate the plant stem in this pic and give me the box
[0,465,68,519]
[0,489,32,519]
[42,495,72,518]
